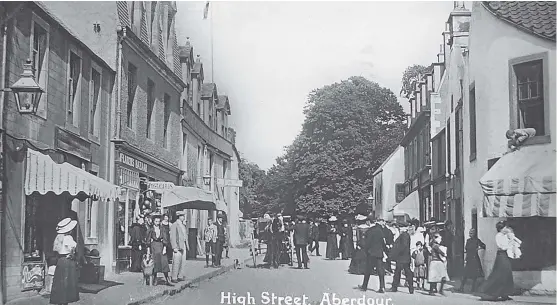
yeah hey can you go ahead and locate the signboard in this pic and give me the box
[395,183,405,203]
[21,262,44,291]
[216,178,243,188]
[55,127,92,161]
[119,153,148,172]
[147,181,175,192]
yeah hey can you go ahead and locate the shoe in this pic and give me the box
[297,266,302,269]
[177,278,185,282]
[357,285,367,292]
[377,289,385,293]
[304,266,309,269]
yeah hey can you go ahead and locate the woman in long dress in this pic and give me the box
[348,215,369,274]
[130,215,146,272]
[146,215,173,286]
[339,221,354,260]
[325,216,339,260]
[479,221,514,301]
[50,218,80,305]
[459,228,485,293]
[162,214,172,264]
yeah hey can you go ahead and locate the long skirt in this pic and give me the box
[151,241,170,273]
[481,251,514,298]
[348,248,367,275]
[130,246,144,272]
[50,257,79,304]
[339,236,353,259]
[464,254,484,279]
[326,234,339,259]
[428,260,449,283]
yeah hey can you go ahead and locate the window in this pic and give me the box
[163,93,171,148]
[30,14,49,119]
[67,50,82,128]
[89,65,101,138]
[417,131,422,170]
[146,79,155,138]
[469,85,477,160]
[86,198,98,239]
[127,63,137,128]
[512,59,546,136]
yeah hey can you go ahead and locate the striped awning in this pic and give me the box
[24,148,120,201]
[479,149,556,217]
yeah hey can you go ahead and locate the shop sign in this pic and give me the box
[21,262,44,291]
[119,153,148,172]
[148,181,175,192]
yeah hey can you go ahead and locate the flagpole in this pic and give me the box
[210,2,214,84]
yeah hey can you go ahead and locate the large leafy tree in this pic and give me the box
[288,76,406,217]
[400,64,430,98]
[238,158,266,218]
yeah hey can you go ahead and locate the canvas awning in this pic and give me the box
[24,148,119,201]
[388,190,419,220]
[479,149,556,217]
[161,186,216,210]
[213,187,228,212]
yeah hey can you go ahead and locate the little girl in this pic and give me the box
[427,233,449,296]
[412,241,428,290]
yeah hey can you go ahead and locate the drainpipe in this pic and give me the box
[108,25,126,273]
[0,19,7,305]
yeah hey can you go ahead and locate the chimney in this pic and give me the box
[437,44,445,64]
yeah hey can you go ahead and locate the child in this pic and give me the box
[506,128,536,151]
[412,241,428,290]
[427,233,449,296]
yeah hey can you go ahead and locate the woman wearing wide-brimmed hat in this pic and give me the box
[349,214,370,274]
[50,218,79,305]
[325,216,339,260]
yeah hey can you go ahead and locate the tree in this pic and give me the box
[238,158,266,218]
[288,76,406,217]
[399,64,431,98]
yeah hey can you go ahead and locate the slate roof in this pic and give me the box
[483,1,556,41]
[201,83,216,99]
[217,95,231,115]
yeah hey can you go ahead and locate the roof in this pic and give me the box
[201,83,216,99]
[217,95,231,115]
[373,146,402,176]
[483,1,556,41]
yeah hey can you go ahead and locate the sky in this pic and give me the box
[176,1,456,170]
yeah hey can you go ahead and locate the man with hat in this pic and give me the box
[378,219,394,274]
[358,216,386,293]
[388,221,414,294]
[293,215,310,269]
[169,211,189,282]
[214,213,226,267]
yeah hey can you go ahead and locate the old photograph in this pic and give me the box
[0,1,555,305]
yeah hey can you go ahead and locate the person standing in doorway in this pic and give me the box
[169,211,188,283]
[146,215,173,286]
[293,215,310,269]
[204,219,217,267]
[358,217,386,293]
[50,218,79,305]
[214,214,226,267]
[130,215,146,272]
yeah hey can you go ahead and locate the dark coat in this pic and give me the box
[294,222,311,246]
[360,225,385,258]
[310,224,320,240]
[389,231,411,263]
[382,226,394,246]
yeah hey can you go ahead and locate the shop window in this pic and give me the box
[30,13,49,119]
[67,48,82,128]
[507,217,556,271]
[23,196,42,260]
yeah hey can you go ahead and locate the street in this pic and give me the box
[149,243,544,305]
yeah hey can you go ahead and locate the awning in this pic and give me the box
[213,187,227,212]
[24,148,119,201]
[388,190,419,220]
[480,149,556,217]
[161,186,215,210]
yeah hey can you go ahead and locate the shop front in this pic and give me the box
[479,148,556,292]
[4,145,119,300]
[114,147,181,273]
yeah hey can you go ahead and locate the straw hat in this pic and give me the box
[56,218,77,234]
[355,214,367,221]
[328,216,337,222]
[176,210,186,216]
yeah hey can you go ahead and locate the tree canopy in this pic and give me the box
[400,64,431,98]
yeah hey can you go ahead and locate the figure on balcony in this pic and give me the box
[506,128,536,152]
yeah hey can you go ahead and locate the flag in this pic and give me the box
[203,1,210,19]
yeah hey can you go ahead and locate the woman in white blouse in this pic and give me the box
[479,220,514,301]
[50,218,79,305]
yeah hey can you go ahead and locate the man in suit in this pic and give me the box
[389,222,414,294]
[379,219,394,274]
[294,215,311,269]
[308,220,321,256]
[214,214,226,267]
[170,211,189,282]
[359,217,386,293]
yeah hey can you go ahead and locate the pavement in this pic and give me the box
[151,242,556,305]
[6,248,252,305]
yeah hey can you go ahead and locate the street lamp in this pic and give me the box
[9,59,44,114]
[367,194,374,204]
[202,174,211,186]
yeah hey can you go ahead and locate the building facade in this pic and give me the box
[465,1,556,292]
[0,2,118,302]
[372,146,407,221]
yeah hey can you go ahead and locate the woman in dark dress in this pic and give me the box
[479,221,514,301]
[146,215,173,286]
[349,215,369,274]
[162,214,172,264]
[339,221,354,260]
[130,215,146,272]
[458,228,485,293]
[326,216,339,260]
[50,218,79,305]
